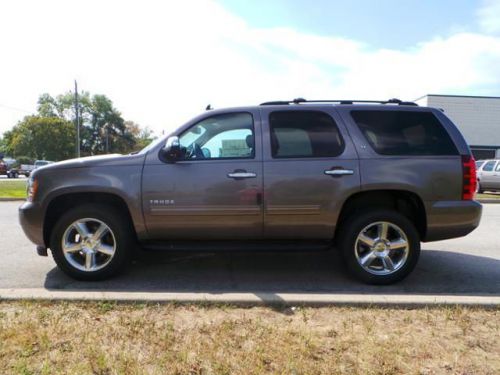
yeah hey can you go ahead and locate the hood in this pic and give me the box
[37,153,146,171]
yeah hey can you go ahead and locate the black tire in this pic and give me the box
[337,209,421,285]
[50,204,135,281]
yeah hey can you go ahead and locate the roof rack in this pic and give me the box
[259,98,418,106]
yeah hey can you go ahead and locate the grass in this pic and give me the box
[0,301,498,374]
[476,192,500,200]
[0,180,26,199]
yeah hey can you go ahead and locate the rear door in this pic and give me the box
[142,110,263,240]
[261,107,360,239]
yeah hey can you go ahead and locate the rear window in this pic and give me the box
[351,110,458,156]
[269,111,344,158]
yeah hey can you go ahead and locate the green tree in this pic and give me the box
[36,92,142,155]
[9,116,76,161]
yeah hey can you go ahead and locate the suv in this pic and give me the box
[19,99,482,284]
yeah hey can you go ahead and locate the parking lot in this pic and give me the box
[0,201,498,296]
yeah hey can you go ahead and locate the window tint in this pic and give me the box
[269,111,344,158]
[483,161,496,171]
[179,113,254,160]
[351,110,458,156]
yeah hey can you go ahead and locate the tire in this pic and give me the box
[337,209,421,285]
[476,182,484,194]
[50,204,135,281]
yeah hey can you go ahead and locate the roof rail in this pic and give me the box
[260,98,418,106]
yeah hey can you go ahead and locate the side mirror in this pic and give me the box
[160,136,182,162]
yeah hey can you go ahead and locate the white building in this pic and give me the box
[415,94,500,159]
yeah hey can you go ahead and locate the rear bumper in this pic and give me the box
[423,200,482,242]
[18,201,45,246]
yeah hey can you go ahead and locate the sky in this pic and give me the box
[1,0,500,137]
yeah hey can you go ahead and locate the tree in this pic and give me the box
[36,92,143,155]
[124,121,156,150]
[8,116,76,161]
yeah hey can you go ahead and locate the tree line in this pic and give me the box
[0,91,155,162]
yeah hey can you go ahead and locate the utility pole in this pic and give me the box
[74,80,80,158]
[105,123,109,153]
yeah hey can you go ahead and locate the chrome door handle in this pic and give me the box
[324,169,354,176]
[227,172,257,179]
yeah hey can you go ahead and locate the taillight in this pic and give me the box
[462,155,476,200]
[27,178,38,202]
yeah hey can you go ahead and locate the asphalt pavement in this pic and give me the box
[0,202,499,299]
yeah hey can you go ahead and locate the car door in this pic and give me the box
[493,162,500,189]
[261,107,360,239]
[142,110,263,240]
[479,160,497,189]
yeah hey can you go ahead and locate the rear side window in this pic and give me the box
[269,111,344,158]
[351,110,458,156]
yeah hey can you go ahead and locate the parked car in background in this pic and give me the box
[476,159,500,193]
[34,160,53,169]
[19,98,482,285]
[0,160,7,177]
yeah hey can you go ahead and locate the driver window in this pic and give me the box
[179,112,254,160]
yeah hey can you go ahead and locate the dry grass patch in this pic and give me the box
[0,301,498,374]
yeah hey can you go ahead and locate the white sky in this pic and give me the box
[1,0,500,137]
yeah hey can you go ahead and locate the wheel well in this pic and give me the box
[335,190,426,240]
[43,192,135,247]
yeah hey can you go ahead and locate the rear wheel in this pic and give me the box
[337,210,420,284]
[50,204,135,280]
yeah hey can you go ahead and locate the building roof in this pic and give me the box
[414,94,500,101]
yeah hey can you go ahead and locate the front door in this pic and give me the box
[480,160,498,189]
[261,107,360,239]
[142,110,263,240]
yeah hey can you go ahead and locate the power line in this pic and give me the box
[0,103,32,114]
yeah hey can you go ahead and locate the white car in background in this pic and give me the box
[476,159,500,193]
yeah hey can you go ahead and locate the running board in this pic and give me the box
[140,240,333,252]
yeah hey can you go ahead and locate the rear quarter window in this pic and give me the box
[351,110,458,156]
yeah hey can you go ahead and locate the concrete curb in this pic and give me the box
[0,289,499,307]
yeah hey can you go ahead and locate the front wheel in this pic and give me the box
[50,204,135,281]
[476,181,484,194]
[337,210,420,285]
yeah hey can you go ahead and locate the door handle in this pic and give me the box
[324,168,354,176]
[227,171,257,179]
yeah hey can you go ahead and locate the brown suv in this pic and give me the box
[19,99,482,284]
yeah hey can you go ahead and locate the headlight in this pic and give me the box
[27,177,38,202]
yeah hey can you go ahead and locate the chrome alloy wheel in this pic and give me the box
[61,218,116,272]
[354,221,410,275]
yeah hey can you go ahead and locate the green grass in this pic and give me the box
[0,180,27,199]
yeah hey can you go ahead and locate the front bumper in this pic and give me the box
[423,200,482,242]
[19,201,45,246]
